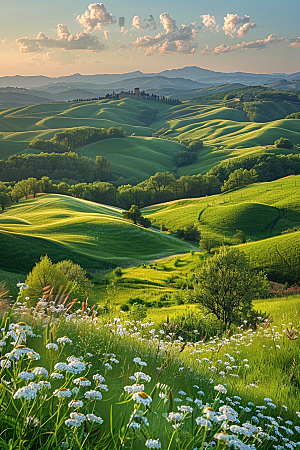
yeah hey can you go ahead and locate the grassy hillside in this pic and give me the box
[143,175,300,238]
[143,175,300,281]
[0,97,300,181]
[79,136,184,181]
[0,194,196,273]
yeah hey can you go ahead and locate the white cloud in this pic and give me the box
[289,38,300,48]
[103,30,109,40]
[223,13,256,38]
[132,12,198,55]
[76,3,115,33]
[1,39,10,45]
[201,34,287,54]
[15,25,106,53]
[236,22,257,38]
[132,16,144,30]
[201,14,216,31]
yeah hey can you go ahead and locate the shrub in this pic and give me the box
[274,137,293,149]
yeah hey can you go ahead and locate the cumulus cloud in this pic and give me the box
[236,22,257,38]
[201,34,287,54]
[223,13,257,38]
[132,16,144,30]
[1,39,10,45]
[289,38,300,48]
[103,30,109,40]
[15,24,106,53]
[201,14,216,31]
[132,12,198,55]
[76,3,115,33]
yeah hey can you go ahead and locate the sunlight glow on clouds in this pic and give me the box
[76,3,115,33]
[222,14,257,38]
[201,34,287,54]
[4,2,298,69]
[16,25,106,53]
[132,13,198,55]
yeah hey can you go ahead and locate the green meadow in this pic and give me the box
[0,194,196,273]
[1,97,300,180]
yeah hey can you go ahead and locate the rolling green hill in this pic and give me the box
[0,97,300,182]
[143,175,300,281]
[79,136,184,181]
[143,175,300,241]
[0,194,196,273]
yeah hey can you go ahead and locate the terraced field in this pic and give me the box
[1,97,299,179]
[0,194,196,273]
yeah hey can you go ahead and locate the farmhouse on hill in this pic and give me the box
[119,87,147,99]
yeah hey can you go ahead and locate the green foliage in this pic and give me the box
[95,155,111,172]
[275,137,294,149]
[29,126,126,152]
[0,182,11,211]
[233,229,246,244]
[55,259,93,300]
[199,235,221,254]
[174,150,197,167]
[113,267,123,278]
[188,140,203,152]
[139,107,158,125]
[122,204,151,228]
[0,152,96,183]
[194,246,269,326]
[286,112,300,119]
[221,168,258,192]
[183,223,201,241]
[208,153,300,184]
[23,255,70,306]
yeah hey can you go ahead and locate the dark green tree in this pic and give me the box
[274,137,293,149]
[194,246,268,326]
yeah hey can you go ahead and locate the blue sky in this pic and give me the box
[0,0,299,76]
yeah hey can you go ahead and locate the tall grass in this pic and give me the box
[1,286,300,449]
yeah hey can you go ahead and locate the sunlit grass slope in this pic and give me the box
[79,136,185,181]
[143,175,300,239]
[143,175,300,280]
[1,97,300,179]
[0,194,196,273]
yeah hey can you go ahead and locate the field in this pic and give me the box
[79,136,184,182]
[143,175,300,280]
[1,289,300,449]
[1,97,300,180]
[0,194,196,273]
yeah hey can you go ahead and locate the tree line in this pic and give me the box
[2,151,300,211]
[29,126,126,153]
[0,171,222,211]
[0,152,113,184]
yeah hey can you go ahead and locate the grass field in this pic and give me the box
[143,175,300,281]
[79,136,184,181]
[1,97,300,181]
[0,194,197,273]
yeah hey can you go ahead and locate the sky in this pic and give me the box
[0,0,299,77]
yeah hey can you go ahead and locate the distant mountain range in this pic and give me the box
[1,66,300,89]
[0,66,300,109]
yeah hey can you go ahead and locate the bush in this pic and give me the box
[274,137,293,149]
[120,303,130,312]
[113,267,123,278]
[128,297,145,305]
